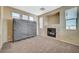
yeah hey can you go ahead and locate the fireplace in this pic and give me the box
[47,28,56,37]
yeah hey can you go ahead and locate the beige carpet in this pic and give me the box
[0,36,79,53]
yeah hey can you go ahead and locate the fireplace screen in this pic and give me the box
[47,28,56,37]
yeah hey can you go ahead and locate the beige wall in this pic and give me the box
[0,6,1,37]
[47,13,60,25]
[59,6,79,46]
[39,6,79,46]
[0,6,2,49]
[0,6,4,49]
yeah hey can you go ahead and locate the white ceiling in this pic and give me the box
[11,6,61,15]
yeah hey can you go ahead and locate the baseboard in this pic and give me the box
[58,39,79,47]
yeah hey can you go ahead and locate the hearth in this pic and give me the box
[47,28,56,37]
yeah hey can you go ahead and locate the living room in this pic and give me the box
[0,6,79,53]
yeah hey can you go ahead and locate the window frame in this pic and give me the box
[66,18,76,30]
[29,16,34,21]
[65,7,77,30]
[22,15,28,20]
[11,12,21,19]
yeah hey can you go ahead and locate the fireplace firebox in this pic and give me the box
[47,28,56,37]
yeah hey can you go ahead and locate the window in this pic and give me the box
[29,16,34,21]
[39,17,44,29]
[66,19,76,30]
[12,12,20,19]
[22,15,28,20]
[65,7,77,30]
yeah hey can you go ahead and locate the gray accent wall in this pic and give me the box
[13,19,36,41]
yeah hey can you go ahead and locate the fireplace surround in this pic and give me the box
[47,28,56,38]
